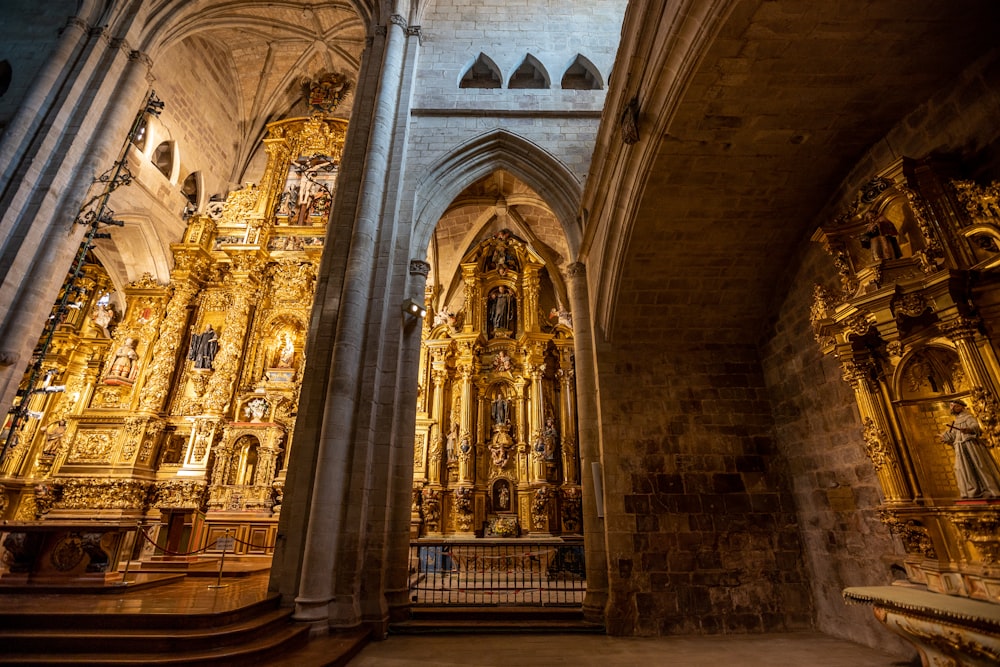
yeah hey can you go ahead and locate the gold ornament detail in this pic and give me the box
[69,430,117,463]
[878,510,937,558]
[58,478,149,510]
[153,480,207,510]
[951,510,1000,565]
[969,387,1000,449]
[861,417,891,471]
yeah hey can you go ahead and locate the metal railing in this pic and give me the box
[409,539,585,606]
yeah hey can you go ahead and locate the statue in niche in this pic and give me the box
[188,325,219,370]
[446,421,459,460]
[495,481,511,511]
[91,300,116,337]
[105,337,139,384]
[487,286,516,336]
[491,396,510,426]
[244,397,269,423]
[940,399,1000,499]
[276,332,295,368]
[859,211,901,262]
[542,416,558,461]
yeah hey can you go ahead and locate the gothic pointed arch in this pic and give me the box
[459,52,502,89]
[411,130,583,262]
[508,53,550,89]
[560,54,603,90]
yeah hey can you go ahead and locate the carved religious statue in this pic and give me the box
[188,325,219,370]
[105,338,139,385]
[940,399,1000,498]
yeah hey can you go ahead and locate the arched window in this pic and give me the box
[508,54,549,89]
[460,53,502,89]
[560,54,603,90]
[152,141,176,180]
[181,171,201,214]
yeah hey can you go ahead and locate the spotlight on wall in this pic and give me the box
[401,298,427,320]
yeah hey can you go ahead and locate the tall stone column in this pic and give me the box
[0,15,90,182]
[292,9,409,627]
[566,262,609,622]
[0,42,152,416]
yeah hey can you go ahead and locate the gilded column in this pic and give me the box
[521,265,541,332]
[528,361,547,484]
[841,360,912,502]
[427,351,448,485]
[457,363,476,484]
[137,278,201,412]
[559,365,579,484]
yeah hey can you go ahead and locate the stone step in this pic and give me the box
[392,606,604,634]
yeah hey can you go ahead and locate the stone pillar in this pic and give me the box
[566,262,609,622]
[0,15,90,182]
[0,42,152,416]
[291,10,408,627]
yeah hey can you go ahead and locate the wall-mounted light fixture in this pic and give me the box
[401,297,427,320]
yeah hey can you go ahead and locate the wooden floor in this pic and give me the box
[0,570,273,616]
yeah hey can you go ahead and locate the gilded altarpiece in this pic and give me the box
[413,230,581,540]
[812,156,1000,607]
[0,115,345,566]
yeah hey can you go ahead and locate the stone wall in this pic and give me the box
[596,341,812,636]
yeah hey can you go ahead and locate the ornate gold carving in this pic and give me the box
[842,312,875,338]
[58,478,149,510]
[892,293,928,319]
[952,179,1000,224]
[970,386,1000,449]
[951,510,1000,565]
[861,417,891,471]
[878,510,937,558]
[153,480,207,510]
[69,429,117,463]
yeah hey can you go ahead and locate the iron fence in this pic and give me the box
[409,539,585,606]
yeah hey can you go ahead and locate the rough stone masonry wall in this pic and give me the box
[596,341,811,636]
[759,245,911,655]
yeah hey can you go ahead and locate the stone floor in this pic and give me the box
[350,632,917,666]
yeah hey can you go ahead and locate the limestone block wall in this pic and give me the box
[148,38,244,198]
[402,0,628,228]
[596,341,811,636]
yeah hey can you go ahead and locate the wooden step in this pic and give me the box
[0,589,311,665]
